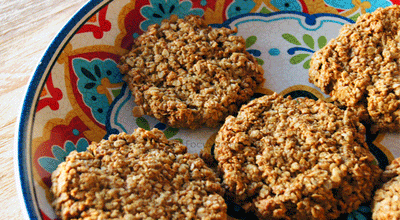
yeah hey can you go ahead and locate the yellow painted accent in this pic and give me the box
[39,87,48,97]
[255,87,275,96]
[88,14,97,23]
[302,0,338,14]
[204,0,225,25]
[97,77,124,104]
[373,132,395,164]
[279,85,332,102]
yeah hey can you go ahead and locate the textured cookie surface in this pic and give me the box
[51,128,227,220]
[118,15,264,129]
[309,5,400,132]
[214,93,381,220]
[373,158,400,220]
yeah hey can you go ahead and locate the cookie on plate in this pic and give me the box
[309,5,400,132]
[372,158,400,220]
[118,15,264,129]
[51,128,227,220]
[214,93,381,220]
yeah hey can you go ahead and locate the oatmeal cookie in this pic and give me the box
[309,5,400,132]
[214,93,381,220]
[373,158,400,220]
[118,15,264,129]
[51,128,227,220]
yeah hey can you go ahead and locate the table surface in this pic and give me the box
[0,0,87,218]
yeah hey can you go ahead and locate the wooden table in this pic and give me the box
[0,0,87,218]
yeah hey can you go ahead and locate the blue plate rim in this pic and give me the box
[15,0,110,219]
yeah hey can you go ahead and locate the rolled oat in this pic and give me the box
[309,5,400,132]
[118,15,264,129]
[214,93,381,219]
[373,158,400,220]
[51,128,227,220]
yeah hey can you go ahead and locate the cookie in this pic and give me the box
[309,5,400,133]
[214,93,381,220]
[372,158,400,220]
[118,15,264,129]
[51,128,227,220]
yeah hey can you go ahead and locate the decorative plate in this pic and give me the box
[16,0,400,219]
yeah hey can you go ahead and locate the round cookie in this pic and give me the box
[214,93,381,220]
[309,5,400,133]
[118,15,264,129]
[372,158,400,220]
[51,128,227,220]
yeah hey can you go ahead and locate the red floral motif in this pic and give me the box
[36,72,63,112]
[34,116,89,188]
[298,0,309,13]
[77,5,111,39]
[40,210,55,220]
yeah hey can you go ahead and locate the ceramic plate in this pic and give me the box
[16,0,400,219]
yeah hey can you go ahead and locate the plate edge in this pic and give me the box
[14,0,110,219]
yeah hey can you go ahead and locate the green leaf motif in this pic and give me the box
[256,58,264,65]
[136,117,150,130]
[318,36,327,49]
[303,59,311,69]
[174,138,183,143]
[246,36,257,48]
[260,7,271,14]
[164,127,179,139]
[112,89,121,98]
[303,34,314,49]
[349,13,361,22]
[290,54,310,64]
[282,33,301,45]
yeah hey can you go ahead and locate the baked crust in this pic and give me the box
[51,128,227,220]
[214,93,381,220]
[373,158,400,220]
[309,5,400,132]
[118,15,264,129]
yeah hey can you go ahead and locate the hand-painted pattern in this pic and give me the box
[324,0,392,13]
[227,0,256,18]
[26,1,400,220]
[73,58,123,124]
[76,5,111,39]
[140,0,204,31]
[283,33,328,69]
[347,205,371,220]
[36,72,63,112]
[270,0,302,11]
[38,138,89,174]
[245,35,264,65]
[33,116,90,187]
[136,117,181,140]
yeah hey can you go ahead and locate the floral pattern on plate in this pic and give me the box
[18,0,400,219]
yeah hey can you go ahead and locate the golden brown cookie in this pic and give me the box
[51,128,227,220]
[214,93,381,220]
[309,5,400,133]
[373,158,400,220]
[118,15,264,129]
